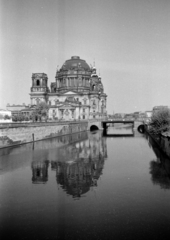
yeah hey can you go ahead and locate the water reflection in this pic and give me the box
[31,131,107,199]
[32,160,50,184]
[145,134,170,189]
[2,130,170,239]
[103,124,134,136]
[52,158,104,199]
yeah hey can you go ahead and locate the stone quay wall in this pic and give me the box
[0,121,88,149]
[144,124,170,158]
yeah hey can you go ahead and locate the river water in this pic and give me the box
[0,128,170,240]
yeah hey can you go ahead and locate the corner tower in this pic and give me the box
[30,73,49,105]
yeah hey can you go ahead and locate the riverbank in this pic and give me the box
[144,124,170,158]
[0,121,88,149]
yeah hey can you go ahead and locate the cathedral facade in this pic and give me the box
[30,56,107,120]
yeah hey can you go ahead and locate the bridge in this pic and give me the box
[88,119,143,131]
[102,120,135,129]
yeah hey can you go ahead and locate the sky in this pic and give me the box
[0,0,170,114]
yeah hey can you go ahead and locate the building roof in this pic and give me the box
[32,73,47,78]
[61,56,90,71]
[0,109,9,111]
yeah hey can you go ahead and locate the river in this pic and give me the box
[0,128,170,240]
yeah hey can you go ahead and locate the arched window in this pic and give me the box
[92,85,95,91]
[36,79,40,86]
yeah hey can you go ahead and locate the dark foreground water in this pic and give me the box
[0,129,170,240]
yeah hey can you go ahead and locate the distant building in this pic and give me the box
[153,106,170,114]
[113,113,124,119]
[145,111,152,118]
[0,109,12,119]
[107,114,114,120]
[124,114,134,120]
[6,103,31,117]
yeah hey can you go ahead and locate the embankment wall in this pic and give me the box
[0,121,88,149]
[144,124,170,158]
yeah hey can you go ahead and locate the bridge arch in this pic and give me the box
[90,125,99,131]
[138,124,145,133]
[88,121,102,131]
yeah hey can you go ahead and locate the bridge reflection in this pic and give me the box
[103,123,135,137]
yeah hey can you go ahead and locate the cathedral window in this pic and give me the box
[36,79,40,86]
[49,101,51,106]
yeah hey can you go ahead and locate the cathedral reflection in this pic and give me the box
[52,155,105,199]
[57,131,88,145]
[31,131,107,198]
[32,160,49,184]
[52,132,107,199]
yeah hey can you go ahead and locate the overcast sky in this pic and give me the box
[0,0,170,114]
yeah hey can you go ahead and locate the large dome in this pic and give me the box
[62,56,90,70]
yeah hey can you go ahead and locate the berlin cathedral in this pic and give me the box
[30,56,107,120]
